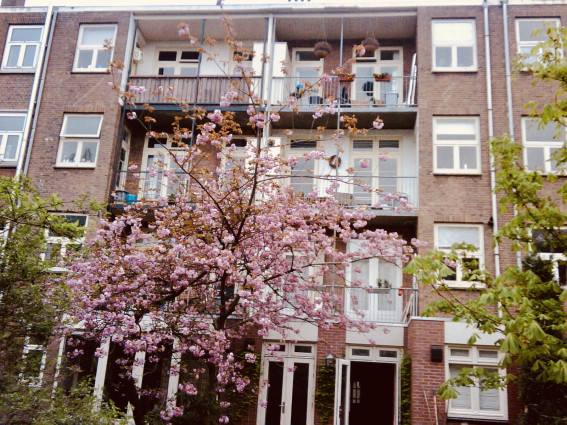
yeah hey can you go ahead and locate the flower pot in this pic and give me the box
[374,74,392,82]
[314,41,331,59]
[362,36,379,54]
[338,74,355,82]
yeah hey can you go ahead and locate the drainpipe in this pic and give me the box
[20,5,55,176]
[263,14,275,147]
[501,0,522,267]
[190,19,207,147]
[484,0,500,277]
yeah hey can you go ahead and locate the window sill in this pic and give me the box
[448,413,508,422]
[441,281,486,290]
[433,171,482,176]
[0,68,36,74]
[431,68,479,73]
[54,164,96,169]
[0,161,17,168]
[71,69,110,74]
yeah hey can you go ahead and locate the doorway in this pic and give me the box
[349,362,395,425]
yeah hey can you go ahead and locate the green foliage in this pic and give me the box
[0,381,128,424]
[314,363,336,424]
[400,353,411,425]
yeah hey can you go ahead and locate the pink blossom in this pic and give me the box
[358,159,369,169]
[127,111,137,120]
[288,156,299,167]
[378,153,389,162]
[373,117,384,130]
[178,24,190,37]
[208,109,224,124]
[270,113,280,123]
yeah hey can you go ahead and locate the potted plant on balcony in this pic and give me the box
[362,36,379,54]
[373,72,392,82]
[338,72,355,82]
[375,278,392,294]
[314,41,332,59]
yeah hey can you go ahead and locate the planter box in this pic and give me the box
[374,74,392,82]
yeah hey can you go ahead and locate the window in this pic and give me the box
[432,20,477,71]
[288,139,317,197]
[435,224,484,288]
[43,214,87,271]
[56,114,102,167]
[522,118,565,173]
[434,117,480,174]
[156,49,199,76]
[533,229,567,287]
[0,113,26,164]
[447,346,507,420]
[2,25,43,70]
[73,24,116,72]
[516,18,560,65]
[292,48,323,103]
[21,336,47,387]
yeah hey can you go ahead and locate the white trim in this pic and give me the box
[1,25,43,71]
[56,114,103,168]
[515,18,561,58]
[522,117,565,174]
[0,112,27,164]
[433,117,481,175]
[72,24,117,72]
[432,19,478,72]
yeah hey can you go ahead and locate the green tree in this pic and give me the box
[406,25,567,423]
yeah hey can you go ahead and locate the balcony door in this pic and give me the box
[292,48,323,104]
[352,47,403,104]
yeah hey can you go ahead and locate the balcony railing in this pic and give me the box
[113,171,418,210]
[127,75,417,108]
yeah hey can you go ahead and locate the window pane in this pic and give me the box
[4,135,20,160]
[60,141,79,163]
[450,348,470,357]
[353,140,373,150]
[6,45,21,67]
[62,115,102,137]
[80,142,98,163]
[179,67,198,76]
[457,46,474,67]
[449,365,472,409]
[479,350,498,359]
[0,115,26,131]
[459,146,477,170]
[180,51,199,61]
[296,51,319,61]
[81,26,115,45]
[95,50,111,68]
[437,146,454,169]
[380,50,399,61]
[352,348,370,356]
[438,226,480,249]
[526,147,545,170]
[77,50,93,68]
[158,51,177,61]
[158,67,175,76]
[22,45,37,67]
[518,20,555,42]
[525,119,558,142]
[436,119,477,140]
[10,27,42,42]
[435,47,452,68]
[434,22,474,43]
[379,140,399,149]
[23,349,44,380]
[479,368,500,411]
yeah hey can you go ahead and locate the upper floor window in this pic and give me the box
[73,24,116,72]
[156,49,199,76]
[532,229,567,287]
[435,223,484,288]
[0,113,26,164]
[433,117,480,174]
[2,25,43,71]
[516,18,560,65]
[432,20,477,72]
[522,118,564,173]
[43,214,87,271]
[56,114,102,167]
[447,346,507,420]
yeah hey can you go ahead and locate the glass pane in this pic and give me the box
[436,119,477,140]
[0,115,25,131]
[23,349,44,380]
[437,146,454,169]
[352,348,370,356]
[435,46,452,68]
[518,20,556,42]
[6,45,20,67]
[80,142,98,163]
[81,26,115,45]
[450,348,470,357]
[353,140,373,150]
[180,51,199,61]
[459,146,477,170]
[479,350,498,359]
[62,115,102,136]
[22,45,37,67]
[265,362,284,425]
[438,226,480,249]
[434,21,474,43]
[352,259,370,310]
[294,345,312,353]
[379,140,399,149]
[296,51,319,61]
[379,350,397,358]
[158,51,177,61]
[159,67,175,76]
[179,67,198,76]
[380,50,399,61]
[526,147,545,170]
[353,158,372,205]
[95,50,111,68]
[290,362,310,425]
[77,50,93,68]
[290,157,314,197]
[11,27,42,42]
[449,365,472,409]
[457,46,474,67]
[524,119,559,142]
[479,368,500,411]
[4,134,20,160]
[60,141,78,163]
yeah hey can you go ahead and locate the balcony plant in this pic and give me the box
[374,72,392,82]
[362,36,379,54]
[338,72,355,82]
[314,41,331,58]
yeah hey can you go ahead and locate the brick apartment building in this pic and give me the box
[0,0,564,424]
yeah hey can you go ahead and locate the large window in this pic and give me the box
[447,346,507,420]
[435,224,484,288]
[56,114,102,167]
[0,113,26,164]
[433,117,480,174]
[43,214,87,272]
[432,20,477,71]
[2,25,43,70]
[73,24,116,72]
[156,49,199,76]
[516,18,560,65]
[532,229,567,287]
[522,118,564,173]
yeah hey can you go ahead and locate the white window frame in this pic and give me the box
[287,138,319,198]
[56,114,103,168]
[515,18,560,65]
[522,117,565,174]
[532,228,567,288]
[42,214,87,272]
[2,25,43,71]
[155,48,200,76]
[292,47,323,101]
[73,24,117,72]
[435,223,485,288]
[446,346,507,420]
[433,117,481,174]
[20,337,47,387]
[0,112,26,164]
[432,20,477,72]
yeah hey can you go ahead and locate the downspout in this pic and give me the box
[190,19,207,147]
[484,0,500,277]
[20,5,55,176]
[263,14,275,147]
[501,0,522,267]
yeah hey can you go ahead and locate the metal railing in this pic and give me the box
[127,75,417,108]
[113,170,418,209]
